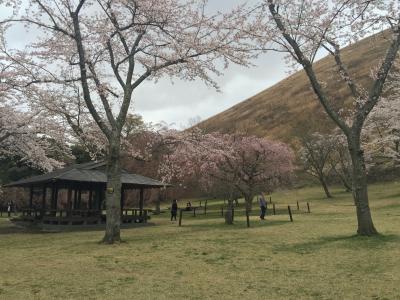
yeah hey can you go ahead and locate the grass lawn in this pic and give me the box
[0,182,400,299]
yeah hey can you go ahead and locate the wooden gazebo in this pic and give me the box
[5,161,168,225]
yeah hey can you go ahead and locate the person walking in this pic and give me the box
[7,201,12,217]
[171,199,178,221]
[259,195,267,220]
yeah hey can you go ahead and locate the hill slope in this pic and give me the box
[198,32,391,144]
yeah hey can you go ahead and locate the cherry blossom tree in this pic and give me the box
[0,105,68,171]
[161,131,294,224]
[0,56,69,171]
[364,59,400,167]
[330,133,353,192]
[300,133,335,198]
[0,0,260,243]
[257,0,400,235]
[300,133,353,196]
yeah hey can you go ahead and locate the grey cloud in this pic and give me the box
[135,50,289,127]
[1,0,291,128]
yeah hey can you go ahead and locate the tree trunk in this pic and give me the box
[102,135,122,244]
[318,176,332,198]
[224,198,234,225]
[348,137,378,236]
[340,176,352,193]
[334,166,352,192]
[244,195,253,213]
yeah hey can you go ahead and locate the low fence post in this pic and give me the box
[273,203,276,215]
[269,196,272,204]
[204,200,208,215]
[246,210,250,228]
[307,202,311,213]
[221,206,224,217]
[297,201,300,210]
[232,207,235,222]
[193,207,196,217]
[178,209,183,226]
[288,205,293,222]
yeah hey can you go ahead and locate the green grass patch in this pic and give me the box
[0,182,399,299]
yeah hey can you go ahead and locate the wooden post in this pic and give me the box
[54,186,59,211]
[307,202,311,213]
[269,196,272,203]
[67,189,72,213]
[88,188,93,210]
[273,203,276,215]
[246,210,250,228]
[120,187,124,215]
[200,200,202,207]
[221,206,224,216]
[204,200,207,215]
[232,207,235,222]
[178,209,183,226]
[288,205,293,222]
[29,186,34,210]
[50,183,58,210]
[77,188,82,210]
[139,188,144,216]
[41,186,46,212]
[95,186,102,210]
[50,184,56,210]
[73,189,78,210]
[144,209,148,223]
[265,202,268,216]
[193,207,196,217]
[296,201,300,210]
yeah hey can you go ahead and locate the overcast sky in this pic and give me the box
[135,0,289,128]
[1,1,291,128]
[134,0,290,128]
[135,49,288,129]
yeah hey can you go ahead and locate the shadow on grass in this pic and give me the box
[182,219,290,231]
[0,219,156,235]
[274,233,400,254]
[381,192,400,200]
[0,227,52,235]
[375,202,400,212]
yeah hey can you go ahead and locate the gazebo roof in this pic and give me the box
[5,161,168,188]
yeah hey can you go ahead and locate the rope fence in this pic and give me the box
[178,197,312,227]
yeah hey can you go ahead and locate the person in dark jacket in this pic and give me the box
[171,199,178,221]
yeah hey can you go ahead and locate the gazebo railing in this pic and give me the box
[122,208,152,216]
[121,208,151,223]
[21,208,102,217]
[18,208,150,225]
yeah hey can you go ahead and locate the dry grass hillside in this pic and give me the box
[198,32,391,145]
